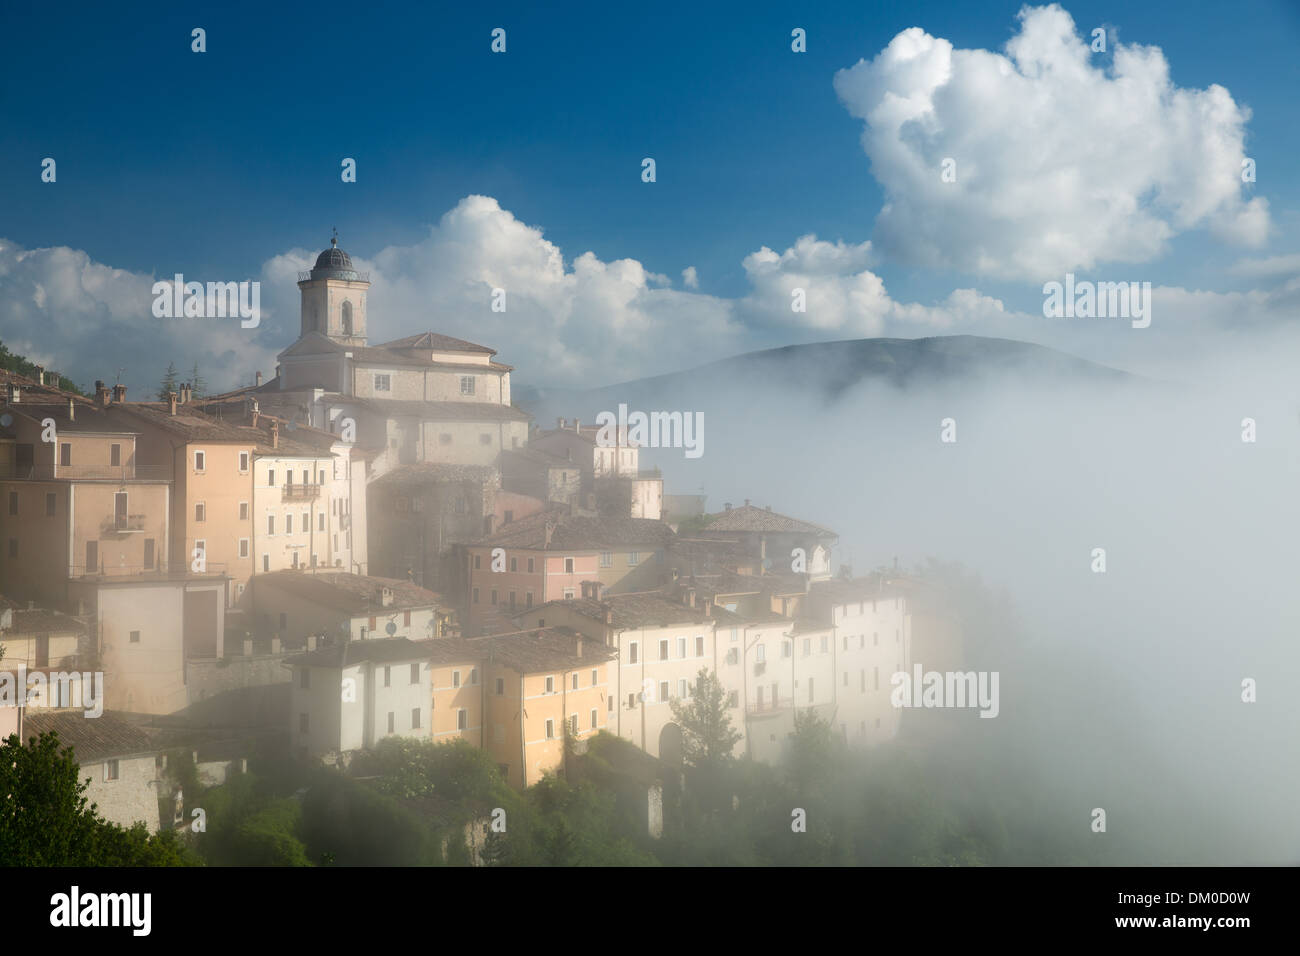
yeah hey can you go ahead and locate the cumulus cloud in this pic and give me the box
[833,3,1269,280]
[0,239,277,398]
[682,266,699,289]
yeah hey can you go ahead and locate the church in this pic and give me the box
[251,234,531,473]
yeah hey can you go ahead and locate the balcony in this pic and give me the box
[282,482,321,501]
[104,513,147,533]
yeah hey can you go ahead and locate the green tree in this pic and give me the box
[157,361,179,401]
[189,361,207,399]
[669,668,742,768]
[0,731,200,866]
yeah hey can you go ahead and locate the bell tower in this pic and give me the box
[298,230,370,346]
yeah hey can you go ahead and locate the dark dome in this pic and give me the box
[310,236,359,280]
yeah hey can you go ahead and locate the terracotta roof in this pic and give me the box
[479,626,616,672]
[4,609,87,636]
[285,636,434,669]
[23,711,157,763]
[2,403,139,436]
[257,571,442,615]
[478,510,674,550]
[372,462,499,487]
[808,574,908,605]
[106,402,259,443]
[529,592,711,630]
[701,504,837,537]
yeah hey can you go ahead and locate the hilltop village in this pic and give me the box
[0,237,961,834]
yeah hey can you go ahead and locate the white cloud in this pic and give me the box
[833,3,1269,280]
[682,266,699,289]
[0,239,276,398]
[1227,253,1300,280]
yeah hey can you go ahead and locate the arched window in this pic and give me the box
[341,300,353,337]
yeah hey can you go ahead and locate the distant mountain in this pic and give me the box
[514,335,1138,421]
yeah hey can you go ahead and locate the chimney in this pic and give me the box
[270,419,279,449]
[556,417,565,430]
[167,391,178,416]
[687,587,696,608]
[765,504,772,512]
[112,384,126,404]
[95,380,110,408]
[67,398,75,422]
[255,371,263,387]
[575,637,583,658]
[723,502,732,511]
[703,599,712,618]
[603,606,613,625]
[4,383,17,404]
[35,365,44,385]
[574,419,580,431]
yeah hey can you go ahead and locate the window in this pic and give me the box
[474,554,481,570]
[609,696,615,712]
[821,635,829,653]
[239,538,249,558]
[726,648,738,665]
[195,502,206,522]
[569,714,579,735]
[658,680,669,702]
[659,639,669,661]
[727,691,739,708]
[490,589,497,605]
[696,635,705,657]
[527,557,534,573]
[571,673,578,690]
[562,588,575,599]
[803,638,811,657]
[410,663,419,684]
[384,666,391,688]
[545,676,554,694]
[194,450,205,472]
[239,501,249,520]
[460,376,475,396]
[755,644,765,662]
[319,470,326,485]
[591,668,598,686]
[677,636,687,658]
[843,671,849,686]
[143,539,154,569]
[111,443,122,467]
[60,443,71,466]
[374,374,391,392]
[628,693,636,709]
[457,709,467,730]
[6,492,15,515]
[590,708,598,729]
[263,554,270,572]
[495,677,505,695]
[412,707,422,729]
[302,512,309,531]
[472,587,480,604]
[564,557,574,574]
[286,514,293,534]
[267,469,275,486]
[782,641,791,659]
[678,679,688,699]
[508,556,518,573]
[129,630,140,643]
[453,670,461,688]
[267,515,275,535]
[525,592,533,608]
[545,718,555,739]
[599,551,613,568]
[318,513,325,531]
[387,712,395,734]
[629,642,639,664]
[239,451,249,472]
[874,666,879,691]
[730,627,738,642]
[843,635,849,650]
[194,539,206,561]
[627,551,640,566]
[45,492,56,517]
[104,759,119,782]
[300,669,310,689]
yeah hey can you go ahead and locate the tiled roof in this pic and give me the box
[808,574,908,605]
[285,636,434,669]
[2,403,139,435]
[257,571,442,614]
[701,504,837,537]
[194,401,343,458]
[106,402,260,443]
[479,626,616,673]
[379,332,496,355]
[23,711,157,763]
[500,447,580,469]
[372,462,499,487]
[529,592,711,630]
[4,609,87,636]
[478,510,674,550]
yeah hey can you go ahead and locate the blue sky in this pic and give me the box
[2,0,1298,393]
